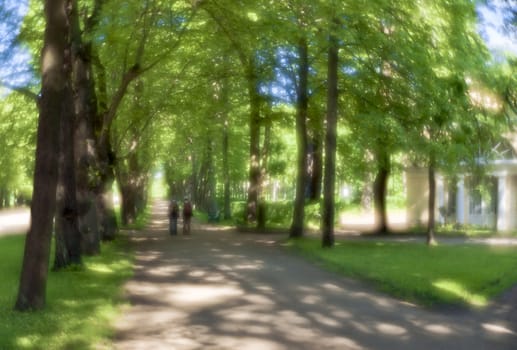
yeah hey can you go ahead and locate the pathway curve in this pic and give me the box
[112,200,516,349]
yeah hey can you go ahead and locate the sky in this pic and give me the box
[477,0,517,56]
[0,0,31,91]
[0,0,515,93]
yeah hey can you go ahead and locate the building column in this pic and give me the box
[436,174,445,224]
[456,177,465,224]
[497,175,507,232]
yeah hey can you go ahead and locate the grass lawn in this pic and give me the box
[0,234,133,350]
[289,238,517,308]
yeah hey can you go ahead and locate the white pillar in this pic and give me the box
[497,175,507,232]
[456,177,465,224]
[436,175,445,224]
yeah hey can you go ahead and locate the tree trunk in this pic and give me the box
[322,25,339,248]
[308,134,323,202]
[54,0,82,268]
[53,72,82,270]
[427,156,437,245]
[222,119,231,220]
[118,177,147,226]
[373,150,390,234]
[0,187,6,208]
[246,64,261,224]
[93,59,118,243]
[290,37,309,238]
[95,137,117,242]
[72,32,102,256]
[15,0,68,311]
[257,120,271,230]
[206,137,218,219]
[119,183,136,225]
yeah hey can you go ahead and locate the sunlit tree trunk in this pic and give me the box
[290,37,309,238]
[322,23,339,248]
[94,59,120,243]
[15,0,68,311]
[257,120,271,229]
[95,136,117,243]
[246,64,262,224]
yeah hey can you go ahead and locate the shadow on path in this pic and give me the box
[112,200,516,350]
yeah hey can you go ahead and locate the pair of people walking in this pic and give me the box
[168,198,193,235]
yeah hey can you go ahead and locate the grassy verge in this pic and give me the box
[288,238,517,308]
[0,234,133,349]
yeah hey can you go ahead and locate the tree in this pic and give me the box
[289,37,309,238]
[202,0,276,225]
[322,16,339,248]
[15,0,70,310]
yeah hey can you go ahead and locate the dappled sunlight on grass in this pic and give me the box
[289,238,517,307]
[433,279,486,306]
[0,235,133,349]
[88,263,115,274]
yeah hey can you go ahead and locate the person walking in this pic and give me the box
[182,198,193,234]
[169,199,179,235]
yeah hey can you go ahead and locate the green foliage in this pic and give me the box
[289,238,517,307]
[0,234,133,349]
[6,0,510,233]
[0,94,37,205]
[219,199,354,229]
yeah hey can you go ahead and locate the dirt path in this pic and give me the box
[111,200,516,349]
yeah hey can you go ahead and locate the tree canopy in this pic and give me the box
[1,0,515,310]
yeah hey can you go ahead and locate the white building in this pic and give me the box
[406,157,517,232]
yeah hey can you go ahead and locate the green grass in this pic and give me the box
[288,238,517,308]
[0,234,133,349]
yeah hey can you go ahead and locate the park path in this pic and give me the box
[111,200,516,350]
[0,206,29,236]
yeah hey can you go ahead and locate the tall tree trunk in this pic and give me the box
[373,149,390,234]
[246,65,261,224]
[290,37,309,238]
[53,73,81,270]
[15,0,68,311]
[308,133,323,202]
[95,136,117,242]
[54,0,82,268]
[70,0,105,255]
[0,188,6,208]
[94,60,118,243]
[322,25,339,248]
[74,47,102,254]
[257,120,271,230]
[206,136,217,218]
[222,119,231,220]
[427,155,437,245]
[220,65,232,220]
